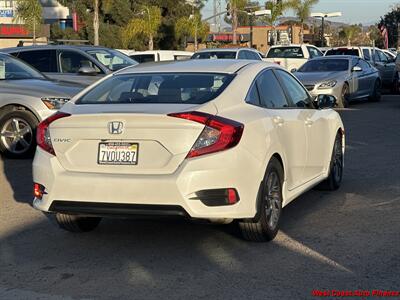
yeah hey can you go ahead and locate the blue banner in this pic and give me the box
[0,9,13,18]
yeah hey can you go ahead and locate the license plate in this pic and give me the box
[97,142,138,165]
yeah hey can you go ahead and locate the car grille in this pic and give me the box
[304,85,315,91]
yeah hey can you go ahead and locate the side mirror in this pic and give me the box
[316,94,337,109]
[352,66,362,72]
[78,66,98,76]
[290,68,297,73]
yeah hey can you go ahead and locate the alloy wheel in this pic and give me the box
[332,137,343,183]
[264,171,281,229]
[0,117,33,155]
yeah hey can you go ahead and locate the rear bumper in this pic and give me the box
[49,201,189,218]
[32,145,263,219]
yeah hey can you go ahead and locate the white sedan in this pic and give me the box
[32,60,345,242]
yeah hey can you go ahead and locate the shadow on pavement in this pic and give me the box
[1,155,33,205]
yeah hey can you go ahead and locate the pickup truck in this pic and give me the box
[264,44,323,71]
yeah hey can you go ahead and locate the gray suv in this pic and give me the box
[1,45,138,86]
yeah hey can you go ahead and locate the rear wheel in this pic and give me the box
[55,213,102,232]
[369,80,382,102]
[238,157,283,242]
[338,84,349,108]
[316,133,343,191]
[0,109,38,158]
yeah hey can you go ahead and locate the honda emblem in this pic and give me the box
[108,121,124,134]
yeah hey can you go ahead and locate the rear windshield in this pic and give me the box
[192,51,237,59]
[298,59,349,72]
[325,49,360,56]
[267,47,304,58]
[76,73,234,104]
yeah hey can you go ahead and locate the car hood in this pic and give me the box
[294,71,348,85]
[0,79,85,98]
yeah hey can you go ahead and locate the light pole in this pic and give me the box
[311,12,342,47]
[246,9,271,48]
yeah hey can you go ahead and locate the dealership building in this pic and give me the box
[0,0,70,48]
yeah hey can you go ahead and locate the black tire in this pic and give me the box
[238,157,283,242]
[0,108,38,158]
[369,80,382,102]
[316,133,343,191]
[337,84,350,108]
[55,213,102,232]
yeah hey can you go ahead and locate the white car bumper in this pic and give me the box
[32,146,264,219]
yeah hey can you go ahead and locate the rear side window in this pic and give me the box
[256,70,289,109]
[15,50,57,72]
[130,54,155,63]
[245,84,260,105]
[77,73,234,104]
[267,47,304,59]
[325,49,360,56]
[363,49,371,61]
[59,50,101,73]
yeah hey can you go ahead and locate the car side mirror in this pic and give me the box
[290,68,297,73]
[78,66,97,76]
[316,94,337,109]
[352,66,362,72]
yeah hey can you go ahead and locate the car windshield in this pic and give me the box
[0,54,45,80]
[192,51,237,59]
[76,73,235,104]
[267,47,304,58]
[86,49,138,71]
[298,59,349,72]
[325,49,360,56]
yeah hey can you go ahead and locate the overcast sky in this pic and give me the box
[202,0,399,25]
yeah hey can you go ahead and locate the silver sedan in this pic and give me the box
[293,56,381,107]
[0,53,84,158]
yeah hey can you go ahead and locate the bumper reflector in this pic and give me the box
[190,188,240,206]
[33,183,46,199]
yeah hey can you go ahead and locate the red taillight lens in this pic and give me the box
[33,183,46,199]
[168,111,244,158]
[275,61,281,65]
[36,112,70,156]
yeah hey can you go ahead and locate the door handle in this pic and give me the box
[273,116,284,126]
[305,118,314,126]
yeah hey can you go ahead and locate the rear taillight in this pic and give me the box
[275,61,281,65]
[36,112,70,155]
[168,111,244,158]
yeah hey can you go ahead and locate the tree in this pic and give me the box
[121,5,162,50]
[342,24,361,46]
[379,4,400,48]
[59,0,112,46]
[14,0,43,45]
[175,13,209,51]
[288,0,319,44]
[264,0,291,45]
[227,0,248,44]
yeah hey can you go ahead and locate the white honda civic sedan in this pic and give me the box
[33,60,344,242]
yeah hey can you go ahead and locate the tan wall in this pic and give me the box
[237,25,310,53]
[0,37,48,49]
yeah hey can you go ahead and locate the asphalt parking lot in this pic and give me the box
[1,95,400,299]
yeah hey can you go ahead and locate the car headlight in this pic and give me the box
[41,97,70,110]
[318,80,337,89]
